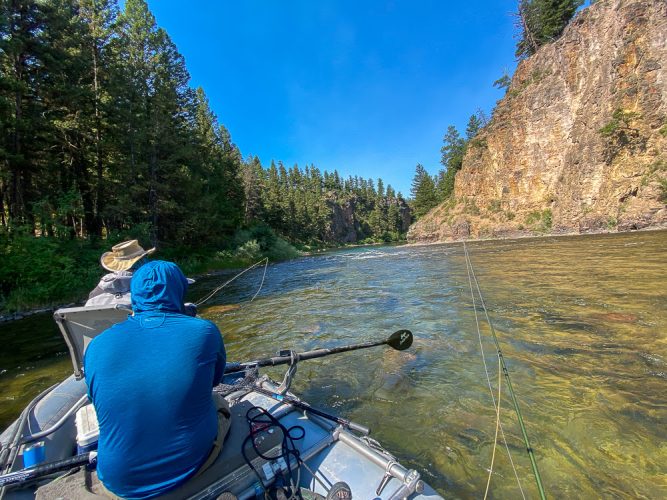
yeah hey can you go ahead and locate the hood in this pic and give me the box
[130,260,188,314]
[98,271,133,293]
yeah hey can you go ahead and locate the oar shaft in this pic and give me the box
[253,386,370,435]
[225,339,387,374]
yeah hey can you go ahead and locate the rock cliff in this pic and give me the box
[324,195,411,243]
[408,0,667,243]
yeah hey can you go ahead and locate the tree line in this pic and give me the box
[410,0,583,220]
[243,158,408,245]
[0,0,406,252]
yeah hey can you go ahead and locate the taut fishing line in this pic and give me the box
[195,257,269,307]
[464,242,524,499]
[463,241,546,500]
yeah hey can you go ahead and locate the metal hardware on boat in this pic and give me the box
[21,395,89,445]
[387,469,423,500]
[376,460,398,495]
[336,430,409,482]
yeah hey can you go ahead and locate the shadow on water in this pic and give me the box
[0,313,72,429]
[1,231,666,498]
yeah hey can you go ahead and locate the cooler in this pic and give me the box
[75,404,100,454]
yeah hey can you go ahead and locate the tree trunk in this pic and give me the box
[91,39,103,237]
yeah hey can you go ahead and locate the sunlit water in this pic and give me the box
[1,231,666,498]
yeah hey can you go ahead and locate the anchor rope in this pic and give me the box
[463,241,546,500]
[464,242,525,499]
[195,257,269,306]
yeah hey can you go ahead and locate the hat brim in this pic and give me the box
[100,247,156,272]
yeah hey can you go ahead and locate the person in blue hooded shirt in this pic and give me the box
[84,260,230,499]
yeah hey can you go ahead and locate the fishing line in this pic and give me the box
[463,242,524,499]
[463,241,546,500]
[249,257,268,302]
[195,257,269,307]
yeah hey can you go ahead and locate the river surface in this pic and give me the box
[1,231,666,498]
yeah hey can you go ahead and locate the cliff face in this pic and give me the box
[408,0,667,243]
[324,195,411,243]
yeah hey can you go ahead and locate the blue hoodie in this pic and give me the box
[84,261,225,499]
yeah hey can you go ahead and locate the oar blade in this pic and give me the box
[387,329,413,351]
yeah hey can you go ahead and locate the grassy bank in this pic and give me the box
[0,225,300,315]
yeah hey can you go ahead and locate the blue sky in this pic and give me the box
[146,0,519,196]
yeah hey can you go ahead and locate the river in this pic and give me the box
[1,231,665,498]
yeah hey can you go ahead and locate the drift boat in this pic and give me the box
[0,305,442,499]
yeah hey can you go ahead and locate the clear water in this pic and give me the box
[1,231,666,498]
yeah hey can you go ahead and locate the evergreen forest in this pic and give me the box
[0,0,408,311]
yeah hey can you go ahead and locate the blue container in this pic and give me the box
[23,441,46,468]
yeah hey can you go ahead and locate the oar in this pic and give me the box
[252,386,371,435]
[0,452,95,488]
[224,329,413,374]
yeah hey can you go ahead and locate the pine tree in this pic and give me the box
[242,156,264,225]
[410,164,438,219]
[516,0,583,59]
[77,0,119,237]
[438,125,466,200]
[0,0,51,229]
[465,114,482,140]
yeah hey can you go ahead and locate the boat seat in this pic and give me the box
[158,399,286,498]
[34,399,286,500]
[53,305,131,379]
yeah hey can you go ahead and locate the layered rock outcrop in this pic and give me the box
[408,0,667,243]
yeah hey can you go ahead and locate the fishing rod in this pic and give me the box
[0,452,96,488]
[463,242,546,500]
[224,329,413,374]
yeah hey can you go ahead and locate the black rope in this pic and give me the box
[241,406,306,498]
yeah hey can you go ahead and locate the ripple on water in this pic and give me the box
[1,231,666,498]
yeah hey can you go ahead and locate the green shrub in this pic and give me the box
[505,211,515,220]
[0,223,301,314]
[0,232,101,312]
[235,240,262,260]
[265,237,300,260]
[469,137,488,150]
[463,198,480,216]
[659,178,667,203]
[523,208,552,232]
[487,200,502,213]
[599,108,640,137]
[599,121,619,137]
[541,209,553,230]
[525,210,542,225]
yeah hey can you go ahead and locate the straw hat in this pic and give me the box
[100,240,156,272]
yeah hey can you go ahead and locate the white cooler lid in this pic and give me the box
[75,404,100,446]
